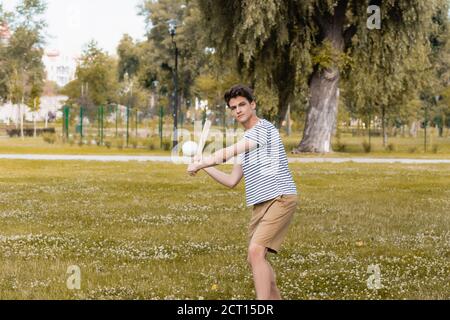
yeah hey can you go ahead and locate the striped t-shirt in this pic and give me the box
[239,119,298,207]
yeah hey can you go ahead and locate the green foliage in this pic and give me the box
[41,132,56,144]
[161,138,172,151]
[362,141,372,153]
[334,141,348,153]
[61,41,120,121]
[409,146,418,153]
[117,34,141,81]
[0,0,46,107]
[129,137,139,149]
[345,0,449,145]
[387,143,396,152]
[432,144,439,153]
[312,40,352,72]
[114,138,124,150]
[138,0,210,104]
[13,0,47,32]
[198,0,450,150]
[104,139,113,149]
[146,139,157,151]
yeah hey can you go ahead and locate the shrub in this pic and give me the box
[432,144,439,154]
[409,146,418,153]
[386,143,396,152]
[42,133,56,144]
[162,139,172,151]
[283,142,298,154]
[362,141,372,153]
[334,141,347,152]
[129,138,138,149]
[146,140,156,150]
[104,139,112,149]
[115,138,124,150]
[94,137,104,146]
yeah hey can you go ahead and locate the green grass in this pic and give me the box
[0,160,448,299]
[284,133,450,159]
[1,126,450,158]
[0,137,169,156]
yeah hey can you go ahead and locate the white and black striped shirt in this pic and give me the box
[239,119,298,207]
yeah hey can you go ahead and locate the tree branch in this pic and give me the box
[343,24,357,49]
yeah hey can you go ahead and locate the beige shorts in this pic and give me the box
[248,194,298,254]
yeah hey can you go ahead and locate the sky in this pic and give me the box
[3,0,147,57]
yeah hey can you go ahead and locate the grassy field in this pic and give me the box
[1,132,450,159]
[0,160,448,300]
[286,133,450,159]
[0,137,168,156]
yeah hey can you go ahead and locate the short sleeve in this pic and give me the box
[244,125,268,148]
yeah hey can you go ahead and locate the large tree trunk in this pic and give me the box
[293,0,348,153]
[295,68,340,153]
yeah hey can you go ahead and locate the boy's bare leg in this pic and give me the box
[248,243,281,300]
[268,263,282,300]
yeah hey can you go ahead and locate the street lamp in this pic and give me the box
[153,80,164,148]
[168,19,179,149]
[124,72,133,147]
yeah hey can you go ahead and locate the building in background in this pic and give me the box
[42,50,77,87]
[0,96,67,125]
[0,30,74,127]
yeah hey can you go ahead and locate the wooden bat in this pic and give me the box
[196,120,211,159]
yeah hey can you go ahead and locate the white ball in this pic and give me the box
[182,141,198,157]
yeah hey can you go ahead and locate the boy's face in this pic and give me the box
[228,96,256,124]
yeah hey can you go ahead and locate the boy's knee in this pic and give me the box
[247,243,267,265]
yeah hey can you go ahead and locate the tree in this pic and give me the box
[429,2,450,137]
[193,53,240,120]
[0,4,14,101]
[138,0,211,113]
[117,34,141,82]
[198,0,445,153]
[116,35,150,115]
[61,41,119,120]
[0,0,47,137]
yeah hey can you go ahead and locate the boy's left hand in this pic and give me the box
[187,162,201,176]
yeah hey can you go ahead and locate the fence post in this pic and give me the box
[126,106,130,147]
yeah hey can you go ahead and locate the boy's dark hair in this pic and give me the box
[224,84,255,107]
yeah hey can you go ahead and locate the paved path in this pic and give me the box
[0,154,449,164]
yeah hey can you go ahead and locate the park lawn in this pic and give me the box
[0,137,168,156]
[284,134,450,159]
[0,160,449,300]
[1,135,450,159]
